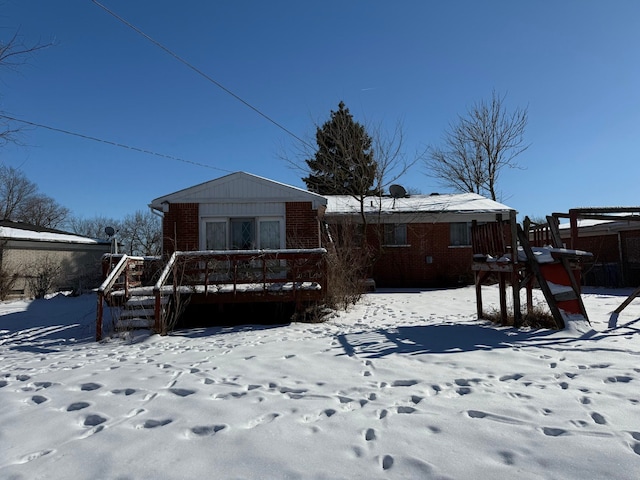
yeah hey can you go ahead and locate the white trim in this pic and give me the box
[200,215,285,250]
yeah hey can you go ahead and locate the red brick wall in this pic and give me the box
[162,203,199,255]
[286,202,320,248]
[368,223,473,288]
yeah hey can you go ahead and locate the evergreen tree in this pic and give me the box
[303,102,378,196]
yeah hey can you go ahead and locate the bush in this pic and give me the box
[26,256,62,299]
[0,268,18,300]
[482,304,557,329]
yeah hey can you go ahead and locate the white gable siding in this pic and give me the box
[199,202,285,217]
[150,172,326,210]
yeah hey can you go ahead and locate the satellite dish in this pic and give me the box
[389,184,407,199]
[104,226,115,237]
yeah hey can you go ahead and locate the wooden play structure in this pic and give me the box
[471,212,592,329]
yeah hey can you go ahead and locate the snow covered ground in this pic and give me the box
[1,286,640,479]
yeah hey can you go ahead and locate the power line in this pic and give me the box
[91,0,313,150]
[0,114,233,172]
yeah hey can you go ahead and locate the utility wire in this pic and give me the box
[0,114,233,172]
[92,0,313,150]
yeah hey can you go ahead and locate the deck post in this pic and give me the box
[475,271,484,319]
[509,210,522,327]
[96,293,104,341]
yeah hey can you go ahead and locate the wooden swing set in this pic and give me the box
[471,211,591,329]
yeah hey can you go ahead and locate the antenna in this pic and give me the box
[389,184,407,199]
[105,226,118,254]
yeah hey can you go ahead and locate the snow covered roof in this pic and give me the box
[558,215,640,233]
[325,192,514,217]
[0,221,108,245]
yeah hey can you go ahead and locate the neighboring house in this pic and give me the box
[323,192,515,287]
[556,218,640,287]
[0,220,111,298]
[148,172,328,254]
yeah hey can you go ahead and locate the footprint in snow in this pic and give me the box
[80,382,102,391]
[364,428,376,441]
[16,449,55,464]
[541,427,567,437]
[396,406,417,414]
[499,373,523,382]
[111,388,136,396]
[169,388,195,397]
[67,402,90,412]
[140,418,172,429]
[190,424,226,437]
[247,413,280,428]
[380,454,394,470]
[392,379,418,387]
[605,376,633,384]
[84,414,107,427]
[33,381,54,389]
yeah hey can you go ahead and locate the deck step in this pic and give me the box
[120,307,156,319]
[116,317,154,329]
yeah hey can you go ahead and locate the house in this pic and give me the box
[323,192,515,287]
[553,211,640,287]
[97,173,516,338]
[148,172,327,254]
[0,220,111,299]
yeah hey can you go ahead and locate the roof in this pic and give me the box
[325,192,514,218]
[0,220,108,245]
[558,218,640,234]
[149,172,327,210]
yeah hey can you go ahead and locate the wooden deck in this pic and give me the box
[96,249,327,340]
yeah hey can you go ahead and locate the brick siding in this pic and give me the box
[286,202,321,248]
[368,223,473,288]
[162,203,199,255]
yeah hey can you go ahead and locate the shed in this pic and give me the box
[0,220,111,298]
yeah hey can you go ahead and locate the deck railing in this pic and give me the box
[96,254,162,340]
[152,248,328,332]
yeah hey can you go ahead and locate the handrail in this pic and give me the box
[96,254,159,341]
[98,254,131,294]
[153,251,178,293]
[152,248,328,334]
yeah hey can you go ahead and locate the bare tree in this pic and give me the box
[66,215,120,240]
[0,165,37,219]
[119,210,162,257]
[17,193,70,228]
[426,90,528,201]
[0,165,69,228]
[1,31,53,146]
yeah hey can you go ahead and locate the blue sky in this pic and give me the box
[2,0,639,222]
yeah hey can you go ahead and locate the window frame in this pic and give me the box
[449,222,472,247]
[382,223,409,247]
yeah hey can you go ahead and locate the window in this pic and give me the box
[205,222,226,250]
[383,223,408,246]
[450,222,471,246]
[259,220,281,249]
[231,218,256,250]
